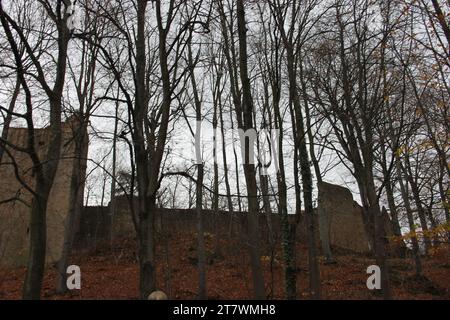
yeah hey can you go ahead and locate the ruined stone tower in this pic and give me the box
[0,116,88,267]
[317,181,371,253]
[317,181,394,254]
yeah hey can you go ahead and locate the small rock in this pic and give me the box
[148,290,168,300]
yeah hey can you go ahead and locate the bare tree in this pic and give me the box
[268,0,321,299]
[0,0,72,299]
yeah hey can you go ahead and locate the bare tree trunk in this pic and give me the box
[256,121,274,245]
[56,28,99,292]
[236,0,265,299]
[0,76,20,163]
[56,119,88,294]
[384,178,402,238]
[212,99,221,257]
[196,163,206,299]
[402,157,432,253]
[0,4,71,298]
[287,40,321,301]
[188,39,207,299]
[135,0,155,299]
[379,141,406,258]
[217,0,243,216]
[284,102,303,301]
[275,92,298,299]
[232,112,242,214]
[110,94,119,245]
[23,95,66,300]
[437,169,450,241]
[23,187,49,299]
[294,106,321,300]
[138,198,156,299]
[259,164,272,216]
[370,185,391,300]
[299,59,334,265]
[218,96,234,235]
[317,183,334,264]
[269,1,321,298]
[395,158,422,275]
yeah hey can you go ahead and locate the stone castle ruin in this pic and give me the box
[0,119,392,267]
[0,117,87,267]
[74,184,383,256]
[318,182,372,253]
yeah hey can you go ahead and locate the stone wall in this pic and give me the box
[0,121,397,266]
[317,181,371,253]
[75,195,285,250]
[76,182,388,255]
[317,181,396,254]
[0,117,87,267]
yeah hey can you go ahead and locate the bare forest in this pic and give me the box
[0,0,449,301]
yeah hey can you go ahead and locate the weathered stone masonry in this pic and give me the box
[0,117,87,267]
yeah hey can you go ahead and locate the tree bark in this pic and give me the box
[236,0,266,299]
[56,118,88,294]
[0,76,20,163]
[395,158,423,275]
[402,157,432,253]
[196,164,206,299]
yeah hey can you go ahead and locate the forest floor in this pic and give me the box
[1,231,449,300]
